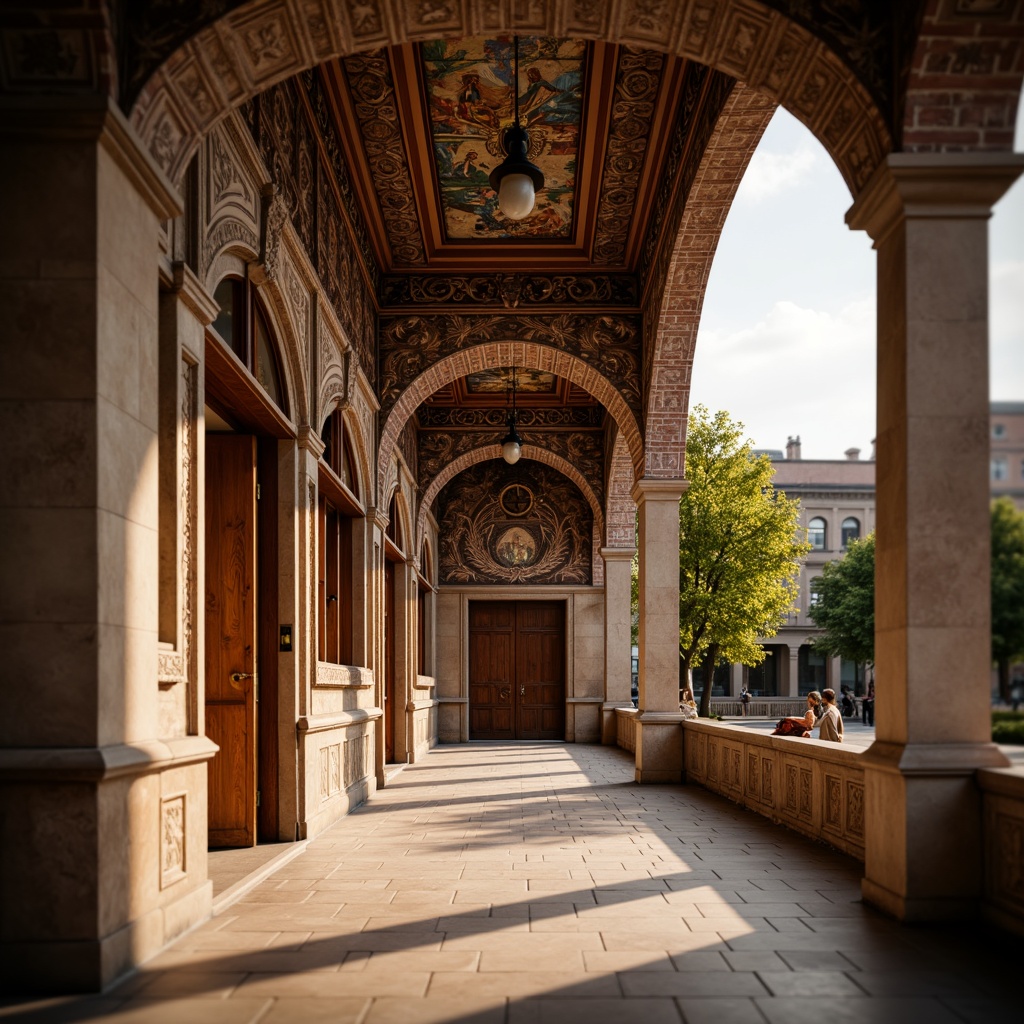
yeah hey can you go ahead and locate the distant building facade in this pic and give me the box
[695,435,876,700]
[990,402,1024,510]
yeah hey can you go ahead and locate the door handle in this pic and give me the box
[230,672,254,683]
[521,685,525,696]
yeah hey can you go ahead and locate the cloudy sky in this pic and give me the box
[690,100,1024,461]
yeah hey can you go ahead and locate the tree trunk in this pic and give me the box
[679,654,692,704]
[999,657,1011,704]
[699,642,719,718]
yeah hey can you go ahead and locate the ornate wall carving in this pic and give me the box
[379,312,641,421]
[381,273,638,309]
[242,74,377,383]
[160,794,187,889]
[437,461,592,586]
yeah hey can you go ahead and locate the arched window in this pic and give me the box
[841,517,860,548]
[387,491,404,553]
[210,275,288,416]
[317,409,360,668]
[807,517,827,551]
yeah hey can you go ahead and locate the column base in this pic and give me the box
[860,740,1010,923]
[634,711,684,784]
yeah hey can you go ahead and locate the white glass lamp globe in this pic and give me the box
[502,439,522,464]
[498,172,536,221]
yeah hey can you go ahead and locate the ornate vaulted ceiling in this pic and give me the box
[323,36,687,272]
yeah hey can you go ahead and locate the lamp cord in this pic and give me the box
[513,35,520,128]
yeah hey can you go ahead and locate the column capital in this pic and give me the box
[846,152,1024,244]
[630,477,688,505]
[297,424,327,460]
[600,546,636,562]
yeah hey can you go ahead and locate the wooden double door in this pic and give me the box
[469,601,565,740]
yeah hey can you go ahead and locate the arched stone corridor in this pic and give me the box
[2,0,1024,995]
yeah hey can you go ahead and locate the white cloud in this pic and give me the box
[991,259,1024,400]
[692,298,876,459]
[735,144,818,203]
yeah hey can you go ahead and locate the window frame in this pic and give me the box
[807,516,827,551]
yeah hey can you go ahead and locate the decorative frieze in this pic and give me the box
[160,794,186,889]
[381,273,639,309]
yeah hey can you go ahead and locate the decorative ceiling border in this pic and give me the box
[381,272,638,309]
[417,405,605,429]
[338,49,427,265]
[591,46,668,266]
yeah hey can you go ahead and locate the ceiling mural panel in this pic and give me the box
[381,272,639,308]
[421,36,586,240]
[437,461,592,586]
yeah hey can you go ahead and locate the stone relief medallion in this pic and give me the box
[500,483,533,516]
[495,526,538,567]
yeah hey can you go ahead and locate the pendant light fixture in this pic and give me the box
[488,36,545,221]
[501,366,523,465]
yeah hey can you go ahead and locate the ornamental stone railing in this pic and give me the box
[978,765,1024,934]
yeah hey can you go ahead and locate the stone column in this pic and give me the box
[829,656,842,692]
[847,153,1022,921]
[0,99,217,991]
[787,646,800,697]
[730,662,744,697]
[600,546,636,744]
[631,479,686,783]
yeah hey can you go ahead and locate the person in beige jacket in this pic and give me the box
[818,688,844,742]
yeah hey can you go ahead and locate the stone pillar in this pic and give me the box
[600,547,636,743]
[631,479,686,783]
[730,662,744,697]
[0,99,218,991]
[829,656,842,692]
[847,153,1022,921]
[787,646,800,697]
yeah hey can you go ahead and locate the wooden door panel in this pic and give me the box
[205,435,257,848]
[470,601,564,741]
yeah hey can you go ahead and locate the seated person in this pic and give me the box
[773,691,822,737]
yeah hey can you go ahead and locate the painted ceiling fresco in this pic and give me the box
[465,368,557,394]
[421,37,586,241]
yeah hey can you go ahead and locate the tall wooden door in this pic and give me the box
[205,435,258,848]
[469,602,565,740]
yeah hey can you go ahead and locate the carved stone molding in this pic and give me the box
[160,793,187,889]
[381,273,639,309]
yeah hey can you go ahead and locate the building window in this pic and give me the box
[993,423,1006,439]
[809,577,823,609]
[211,275,288,416]
[992,457,1008,481]
[841,516,860,548]
[807,517,827,550]
[798,645,827,696]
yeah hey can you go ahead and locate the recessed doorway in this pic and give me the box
[468,601,565,740]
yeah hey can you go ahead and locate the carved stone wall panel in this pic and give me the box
[381,273,638,308]
[160,794,187,889]
[340,50,426,265]
[437,460,592,585]
[206,127,260,242]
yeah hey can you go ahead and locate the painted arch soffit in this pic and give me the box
[378,312,642,423]
[418,428,605,507]
[113,1,907,142]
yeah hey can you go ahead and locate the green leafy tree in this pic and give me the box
[809,533,875,668]
[991,498,1024,703]
[678,407,809,718]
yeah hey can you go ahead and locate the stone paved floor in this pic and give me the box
[4,742,1022,1024]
